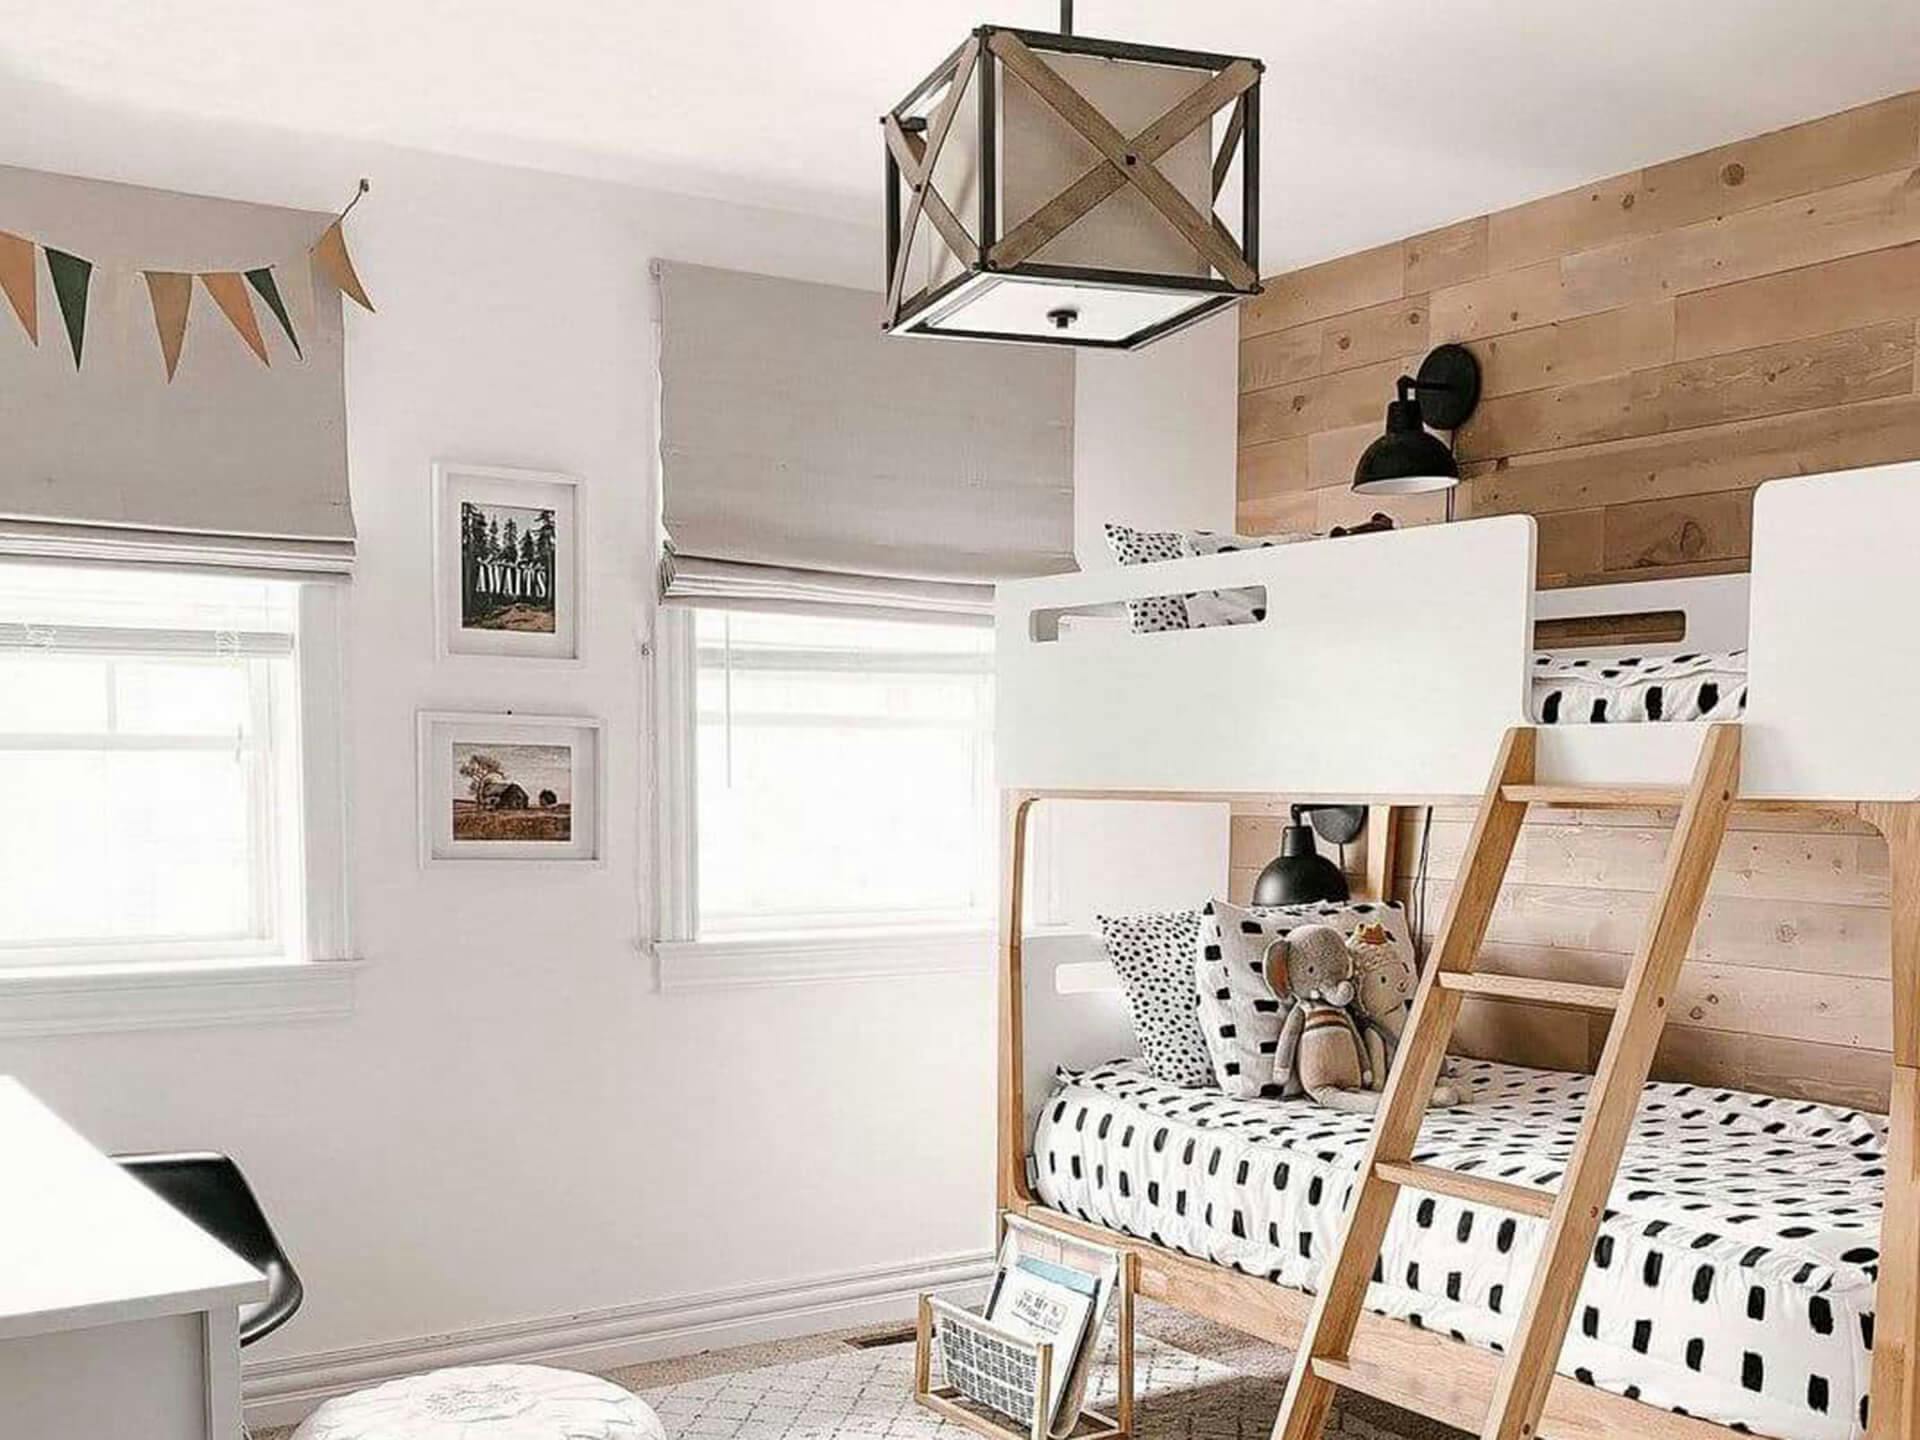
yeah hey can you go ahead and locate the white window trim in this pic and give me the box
[646,606,997,989]
[0,582,358,1035]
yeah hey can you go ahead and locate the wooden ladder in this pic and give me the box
[1272,721,1743,1440]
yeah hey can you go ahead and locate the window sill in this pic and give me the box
[0,958,360,1038]
[652,926,994,992]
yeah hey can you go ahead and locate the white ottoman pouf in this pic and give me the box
[293,1364,665,1440]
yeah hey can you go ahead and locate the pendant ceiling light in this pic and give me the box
[881,2,1263,350]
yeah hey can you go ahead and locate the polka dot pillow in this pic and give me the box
[1197,897,1415,1100]
[1095,909,1213,1086]
[1102,523,1310,634]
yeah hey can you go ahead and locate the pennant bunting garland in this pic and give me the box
[0,177,374,380]
[246,266,301,357]
[0,231,36,344]
[312,220,374,312]
[143,271,192,381]
[200,272,270,366]
[43,248,92,368]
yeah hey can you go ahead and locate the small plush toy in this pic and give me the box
[1264,924,1379,1114]
[1347,921,1468,1108]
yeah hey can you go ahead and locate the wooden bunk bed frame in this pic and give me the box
[990,464,1920,1440]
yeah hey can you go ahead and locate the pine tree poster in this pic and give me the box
[460,500,559,633]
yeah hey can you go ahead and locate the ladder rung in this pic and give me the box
[1308,1357,1486,1434]
[1501,783,1688,809]
[1437,971,1622,1011]
[1374,1161,1556,1219]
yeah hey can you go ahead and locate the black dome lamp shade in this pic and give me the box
[1251,804,1365,906]
[1353,343,1482,506]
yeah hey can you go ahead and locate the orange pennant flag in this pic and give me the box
[0,231,37,344]
[143,271,192,380]
[199,272,270,365]
[311,219,374,312]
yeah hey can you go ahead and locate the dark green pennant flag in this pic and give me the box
[245,266,301,358]
[43,248,91,368]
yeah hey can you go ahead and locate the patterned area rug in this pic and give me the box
[637,1331,1425,1440]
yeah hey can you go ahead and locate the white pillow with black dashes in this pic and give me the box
[1532,650,1749,725]
[1095,909,1214,1086]
[1196,897,1415,1100]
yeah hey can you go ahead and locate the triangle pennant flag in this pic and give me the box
[43,247,91,368]
[245,266,301,357]
[312,219,374,312]
[200,272,270,365]
[0,231,36,344]
[143,271,192,380]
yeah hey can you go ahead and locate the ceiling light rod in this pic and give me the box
[1060,0,1073,35]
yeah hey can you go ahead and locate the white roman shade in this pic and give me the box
[0,163,353,578]
[655,260,1073,620]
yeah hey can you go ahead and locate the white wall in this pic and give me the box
[1072,310,1240,566]
[0,98,1237,1424]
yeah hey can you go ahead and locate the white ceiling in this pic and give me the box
[3,0,1919,270]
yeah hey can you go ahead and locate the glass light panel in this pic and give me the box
[693,607,993,934]
[0,563,297,962]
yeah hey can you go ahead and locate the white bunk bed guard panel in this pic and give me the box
[994,517,1537,798]
[1743,460,1920,802]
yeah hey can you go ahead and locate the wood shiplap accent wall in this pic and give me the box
[1394,805,1893,1111]
[1227,94,1920,1106]
[1235,91,1920,584]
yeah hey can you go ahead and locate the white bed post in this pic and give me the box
[1867,803,1920,1440]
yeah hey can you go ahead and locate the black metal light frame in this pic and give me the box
[881,19,1263,351]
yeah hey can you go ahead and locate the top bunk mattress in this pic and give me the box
[1033,1057,1880,1440]
[1531,649,1748,725]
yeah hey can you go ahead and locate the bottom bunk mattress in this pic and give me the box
[1032,1058,1883,1440]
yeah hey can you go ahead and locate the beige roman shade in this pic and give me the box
[654,260,1074,620]
[0,163,353,578]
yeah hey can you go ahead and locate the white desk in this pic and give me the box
[0,1076,265,1439]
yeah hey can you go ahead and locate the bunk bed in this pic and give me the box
[991,462,1920,1440]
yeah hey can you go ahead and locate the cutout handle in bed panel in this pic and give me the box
[1534,609,1685,652]
[996,516,1537,798]
[1029,589,1267,642]
[1531,574,1749,661]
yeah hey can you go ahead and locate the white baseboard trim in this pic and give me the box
[243,1248,995,1429]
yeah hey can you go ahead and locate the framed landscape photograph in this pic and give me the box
[417,711,604,866]
[433,462,581,661]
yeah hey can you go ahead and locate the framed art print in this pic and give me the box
[433,462,582,662]
[417,711,605,866]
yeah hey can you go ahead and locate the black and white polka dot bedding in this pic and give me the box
[1533,651,1749,725]
[1033,1057,1882,1440]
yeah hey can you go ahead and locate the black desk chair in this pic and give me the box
[116,1152,304,1347]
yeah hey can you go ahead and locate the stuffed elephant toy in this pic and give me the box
[1264,924,1380,1114]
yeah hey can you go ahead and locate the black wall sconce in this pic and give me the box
[1352,343,1482,520]
[1252,804,1366,906]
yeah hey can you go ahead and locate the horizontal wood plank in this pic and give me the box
[1675,240,1920,360]
[1241,241,1404,337]
[1403,216,1490,292]
[1459,320,1915,460]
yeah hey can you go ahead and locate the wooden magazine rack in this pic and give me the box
[913,1214,1136,1440]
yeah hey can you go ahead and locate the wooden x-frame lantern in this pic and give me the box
[882,25,1261,349]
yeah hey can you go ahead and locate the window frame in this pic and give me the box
[647,605,999,989]
[0,575,356,1035]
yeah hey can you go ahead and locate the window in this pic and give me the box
[660,606,994,942]
[0,564,315,969]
